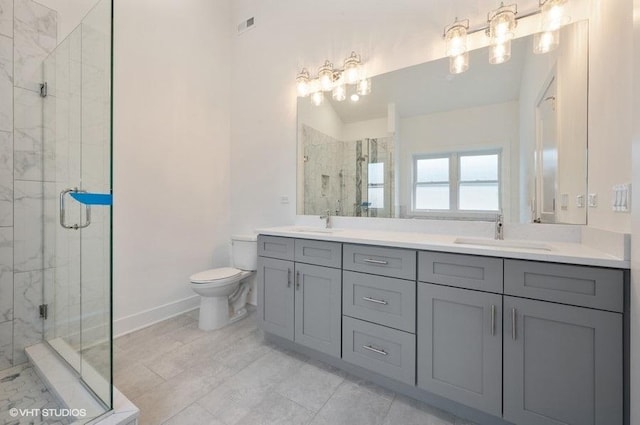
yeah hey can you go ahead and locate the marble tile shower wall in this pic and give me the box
[0,0,57,369]
[302,125,395,217]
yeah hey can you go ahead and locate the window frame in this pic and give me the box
[411,149,502,219]
[367,162,385,210]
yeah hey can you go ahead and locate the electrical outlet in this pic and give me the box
[576,194,585,208]
[588,193,598,208]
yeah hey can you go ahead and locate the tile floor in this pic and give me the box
[0,364,73,425]
[114,309,478,425]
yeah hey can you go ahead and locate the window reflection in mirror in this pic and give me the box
[297,20,588,224]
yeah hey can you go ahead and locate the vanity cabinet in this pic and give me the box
[257,256,295,340]
[257,236,342,358]
[258,233,627,425]
[417,283,503,417]
[502,259,624,425]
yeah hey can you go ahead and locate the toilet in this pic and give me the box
[189,235,257,331]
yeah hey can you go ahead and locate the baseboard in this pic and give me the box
[113,296,200,338]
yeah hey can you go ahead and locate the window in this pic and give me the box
[367,162,384,209]
[413,150,501,215]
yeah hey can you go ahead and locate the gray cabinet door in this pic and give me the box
[417,283,502,417]
[294,263,342,357]
[257,257,294,340]
[503,296,623,425]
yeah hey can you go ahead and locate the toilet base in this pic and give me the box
[198,295,230,331]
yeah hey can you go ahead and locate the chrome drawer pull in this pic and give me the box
[491,305,496,336]
[362,296,388,305]
[512,308,517,340]
[363,258,389,265]
[363,345,388,356]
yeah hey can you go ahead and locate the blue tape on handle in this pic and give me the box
[69,192,112,206]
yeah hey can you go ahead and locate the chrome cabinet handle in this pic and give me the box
[491,305,496,336]
[512,308,517,340]
[287,269,291,288]
[363,258,388,265]
[60,188,91,230]
[362,296,388,305]
[296,271,300,290]
[363,345,388,356]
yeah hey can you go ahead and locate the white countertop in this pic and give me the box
[257,226,630,269]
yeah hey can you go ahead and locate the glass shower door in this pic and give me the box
[42,0,112,415]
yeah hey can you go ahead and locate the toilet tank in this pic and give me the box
[231,234,258,271]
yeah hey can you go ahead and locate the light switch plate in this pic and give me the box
[576,194,585,208]
[612,184,631,212]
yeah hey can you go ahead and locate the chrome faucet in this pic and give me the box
[495,213,504,240]
[320,209,332,229]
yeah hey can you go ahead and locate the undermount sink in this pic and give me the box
[454,237,554,251]
[290,227,341,234]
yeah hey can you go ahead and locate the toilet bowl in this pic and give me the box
[189,235,257,331]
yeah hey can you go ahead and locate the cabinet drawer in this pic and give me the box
[343,271,415,333]
[294,239,342,268]
[419,251,503,294]
[343,244,416,280]
[504,260,624,312]
[257,235,294,261]
[342,316,416,385]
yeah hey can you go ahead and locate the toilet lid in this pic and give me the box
[190,267,242,283]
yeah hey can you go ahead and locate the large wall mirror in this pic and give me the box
[297,20,588,224]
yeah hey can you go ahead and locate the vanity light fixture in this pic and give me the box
[442,1,570,74]
[534,0,569,54]
[296,51,371,105]
[487,3,517,64]
[444,19,470,74]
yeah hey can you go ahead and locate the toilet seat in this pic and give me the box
[190,267,242,284]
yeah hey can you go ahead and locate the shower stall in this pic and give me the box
[0,0,113,423]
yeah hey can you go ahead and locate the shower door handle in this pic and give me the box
[60,188,91,230]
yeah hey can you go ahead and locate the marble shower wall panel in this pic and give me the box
[0,0,13,37]
[13,0,56,92]
[13,180,43,273]
[0,130,12,226]
[14,86,44,181]
[0,320,11,369]
[0,227,12,323]
[12,269,44,365]
[0,0,58,368]
[0,33,12,132]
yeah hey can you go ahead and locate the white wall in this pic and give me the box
[112,0,232,333]
[229,0,631,235]
[398,102,519,221]
[630,0,640,422]
[587,0,633,233]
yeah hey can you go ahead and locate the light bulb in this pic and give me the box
[488,5,517,47]
[533,30,559,54]
[310,91,324,106]
[450,52,469,74]
[343,52,361,85]
[350,93,360,102]
[318,61,334,92]
[356,78,371,96]
[295,69,310,97]
[332,83,346,102]
[541,0,568,32]
[489,40,511,64]
[445,21,468,58]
